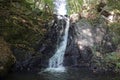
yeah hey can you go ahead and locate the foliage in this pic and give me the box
[0,0,53,50]
[25,0,54,14]
[67,0,83,14]
[107,0,120,10]
[104,52,120,72]
[109,23,120,44]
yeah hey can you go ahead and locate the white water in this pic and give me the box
[53,0,67,15]
[46,0,69,72]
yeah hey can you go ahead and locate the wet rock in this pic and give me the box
[40,18,69,67]
[65,19,94,66]
[11,47,43,72]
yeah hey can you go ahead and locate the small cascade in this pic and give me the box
[48,18,69,71]
[46,0,69,72]
[53,0,67,15]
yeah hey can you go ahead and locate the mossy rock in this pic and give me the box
[0,37,15,76]
[91,51,120,73]
[103,52,120,72]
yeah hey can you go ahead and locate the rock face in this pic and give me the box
[0,37,15,76]
[6,17,117,73]
[65,19,94,66]
[11,48,42,72]
[39,18,117,73]
[64,18,117,71]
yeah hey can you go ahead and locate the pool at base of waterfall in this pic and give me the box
[4,68,120,80]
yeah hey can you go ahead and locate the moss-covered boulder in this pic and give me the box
[0,37,15,76]
[90,51,120,73]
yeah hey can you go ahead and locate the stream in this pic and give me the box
[4,68,120,80]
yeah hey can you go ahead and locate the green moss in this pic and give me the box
[91,51,120,72]
[104,52,120,72]
[109,23,120,45]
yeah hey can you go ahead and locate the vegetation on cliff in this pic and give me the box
[0,0,53,75]
[0,0,53,50]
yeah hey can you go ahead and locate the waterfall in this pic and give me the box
[46,0,69,72]
[53,0,67,15]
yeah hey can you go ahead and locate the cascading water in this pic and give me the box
[54,0,67,15]
[46,0,69,72]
